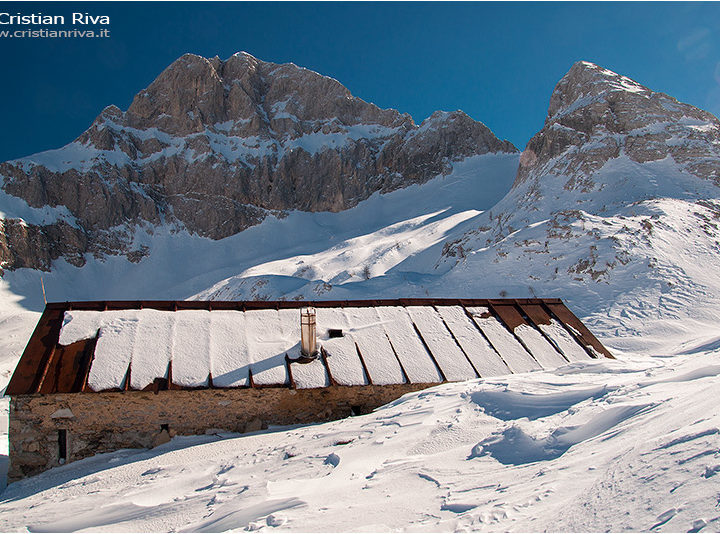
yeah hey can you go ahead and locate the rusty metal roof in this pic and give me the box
[5,298,613,396]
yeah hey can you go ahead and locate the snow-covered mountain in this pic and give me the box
[0,52,515,272]
[433,61,720,351]
[1,59,719,352]
[188,61,720,354]
[0,59,718,351]
[1,59,720,531]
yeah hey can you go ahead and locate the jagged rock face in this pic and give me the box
[438,62,720,326]
[516,61,720,189]
[0,52,515,272]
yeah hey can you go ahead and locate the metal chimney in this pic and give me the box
[300,307,318,357]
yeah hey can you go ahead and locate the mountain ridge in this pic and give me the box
[1,58,720,356]
[1,59,720,531]
[515,60,720,188]
[433,60,720,350]
[0,51,515,272]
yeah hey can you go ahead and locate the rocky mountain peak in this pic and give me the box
[437,62,720,324]
[121,51,410,138]
[409,110,516,156]
[547,61,652,120]
[516,61,720,187]
[0,52,516,272]
[125,53,222,134]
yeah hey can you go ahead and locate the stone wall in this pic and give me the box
[8,382,433,481]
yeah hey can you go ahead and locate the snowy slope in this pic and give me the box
[1,60,720,530]
[188,62,720,355]
[192,155,720,356]
[431,156,720,354]
[0,341,718,532]
[426,62,720,354]
[0,152,518,312]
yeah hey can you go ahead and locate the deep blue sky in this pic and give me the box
[1,2,719,161]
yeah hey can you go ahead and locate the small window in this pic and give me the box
[328,329,344,338]
[58,429,68,464]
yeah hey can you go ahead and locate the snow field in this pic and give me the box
[1,346,719,532]
[0,153,519,314]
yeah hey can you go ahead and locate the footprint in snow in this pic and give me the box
[324,453,340,467]
[141,467,163,476]
[441,502,477,514]
[650,508,677,530]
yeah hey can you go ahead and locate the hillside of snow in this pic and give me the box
[0,152,517,313]
[0,337,718,532]
[430,155,720,355]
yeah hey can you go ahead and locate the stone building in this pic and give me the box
[6,298,612,481]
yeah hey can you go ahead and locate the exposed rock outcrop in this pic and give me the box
[437,61,720,327]
[516,61,720,189]
[0,52,516,272]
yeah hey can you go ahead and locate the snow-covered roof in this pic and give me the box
[6,299,612,395]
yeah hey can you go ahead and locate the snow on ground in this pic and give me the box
[0,341,718,532]
[1,146,720,529]
[427,154,720,355]
[0,284,40,492]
